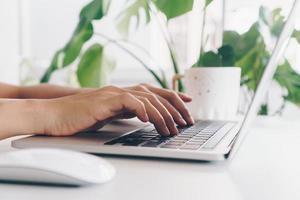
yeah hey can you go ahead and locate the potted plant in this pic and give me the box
[176,3,300,116]
[40,0,300,116]
[173,45,241,120]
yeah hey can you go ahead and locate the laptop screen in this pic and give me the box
[223,0,298,118]
[228,0,299,157]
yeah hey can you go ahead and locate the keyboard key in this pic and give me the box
[193,136,211,140]
[106,121,235,151]
[172,137,189,141]
[123,140,145,146]
[185,141,204,146]
[139,136,155,140]
[160,144,179,149]
[189,138,206,142]
[105,139,121,145]
[182,132,198,136]
[165,141,186,145]
[141,142,158,147]
[176,135,193,138]
[180,144,202,150]
[142,140,166,147]
[202,123,235,149]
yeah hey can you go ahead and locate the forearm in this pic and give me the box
[19,84,82,99]
[0,99,46,140]
[0,83,20,98]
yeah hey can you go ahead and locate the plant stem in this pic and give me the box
[148,2,185,92]
[94,32,168,88]
[119,38,168,88]
[221,0,226,43]
[200,7,206,53]
[40,65,54,83]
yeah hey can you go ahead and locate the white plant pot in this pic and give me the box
[175,67,241,120]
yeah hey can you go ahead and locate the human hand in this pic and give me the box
[40,84,194,137]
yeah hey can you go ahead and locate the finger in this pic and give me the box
[141,84,194,125]
[136,84,192,102]
[137,97,170,136]
[130,85,190,127]
[102,93,149,123]
[126,90,178,135]
[156,96,187,127]
[177,92,192,102]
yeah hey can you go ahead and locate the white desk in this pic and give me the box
[1,116,300,200]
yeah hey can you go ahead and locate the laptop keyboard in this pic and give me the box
[105,121,233,150]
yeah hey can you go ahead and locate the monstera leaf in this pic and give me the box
[205,0,213,6]
[117,0,194,35]
[274,60,300,106]
[117,0,151,35]
[153,0,194,20]
[77,44,115,88]
[77,44,103,87]
[259,7,285,37]
[293,30,300,43]
[41,0,106,83]
[223,23,260,61]
[196,45,235,67]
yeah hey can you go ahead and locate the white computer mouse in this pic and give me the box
[0,148,115,186]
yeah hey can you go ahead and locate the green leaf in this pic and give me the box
[80,0,104,20]
[62,20,94,66]
[223,23,260,61]
[41,0,105,83]
[196,45,235,67]
[117,0,194,35]
[218,45,235,66]
[205,0,213,7]
[259,6,269,25]
[292,30,300,43]
[77,44,105,88]
[258,104,269,115]
[117,0,151,35]
[259,6,285,37]
[197,51,222,67]
[153,0,194,20]
[236,41,268,90]
[270,9,285,37]
[274,60,300,106]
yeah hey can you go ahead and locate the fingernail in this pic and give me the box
[173,128,179,135]
[170,126,178,136]
[164,129,170,136]
[189,117,195,124]
[179,118,187,126]
[144,114,149,122]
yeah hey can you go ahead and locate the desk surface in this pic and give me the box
[1,116,300,200]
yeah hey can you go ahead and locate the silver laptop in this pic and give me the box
[12,0,299,161]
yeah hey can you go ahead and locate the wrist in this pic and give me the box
[21,99,49,135]
[0,99,48,138]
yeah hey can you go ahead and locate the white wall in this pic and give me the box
[0,0,20,84]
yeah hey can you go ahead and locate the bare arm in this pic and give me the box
[0,83,86,99]
[0,99,45,140]
[0,84,193,140]
[19,84,84,99]
[0,83,20,98]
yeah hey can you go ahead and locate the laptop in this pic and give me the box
[12,0,299,161]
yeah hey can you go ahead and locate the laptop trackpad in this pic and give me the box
[12,119,149,149]
[76,119,148,140]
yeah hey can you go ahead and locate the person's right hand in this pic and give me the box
[40,84,194,137]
